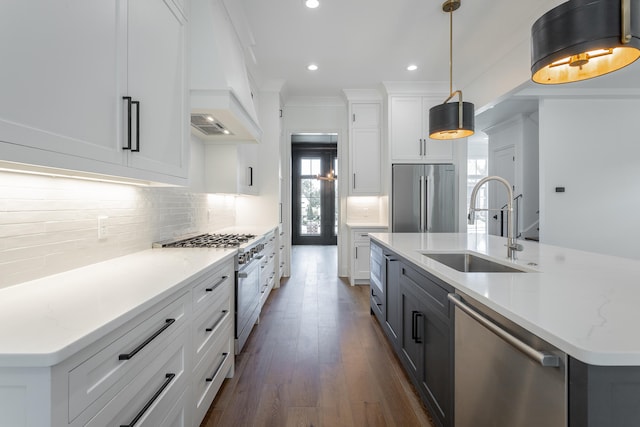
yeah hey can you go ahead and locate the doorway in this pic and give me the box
[490,145,516,237]
[291,142,338,245]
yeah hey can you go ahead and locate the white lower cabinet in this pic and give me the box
[348,226,388,285]
[1,256,235,427]
[192,321,233,424]
[86,333,187,427]
[190,260,234,426]
[259,229,278,309]
[68,292,190,422]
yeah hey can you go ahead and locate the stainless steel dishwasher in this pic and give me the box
[448,292,567,427]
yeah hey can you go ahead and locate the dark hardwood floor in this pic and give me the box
[201,245,434,427]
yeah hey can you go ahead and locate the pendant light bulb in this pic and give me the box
[531,0,640,84]
[428,0,475,140]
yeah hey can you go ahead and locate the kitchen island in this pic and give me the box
[370,232,640,427]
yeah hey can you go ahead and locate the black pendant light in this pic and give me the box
[429,0,475,140]
[531,0,640,84]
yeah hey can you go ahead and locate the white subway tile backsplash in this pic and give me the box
[0,222,47,238]
[0,170,237,288]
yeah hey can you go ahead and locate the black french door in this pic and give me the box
[292,144,337,245]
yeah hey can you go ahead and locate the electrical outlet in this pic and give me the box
[98,216,108,240]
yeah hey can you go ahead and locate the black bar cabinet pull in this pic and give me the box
[123,96,132,150]
[205,275,228,292]
[120,373,175,427]
[411,311,424,343]
[132,100,140,152]
[206,310,229,332]
[415,312,423,343]
[205,352,229,382]
[122,97,140,152]
[248,166,253,186]
[119,318,175,361]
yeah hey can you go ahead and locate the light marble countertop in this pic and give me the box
[0,248,236,367]
[370,232,640,366]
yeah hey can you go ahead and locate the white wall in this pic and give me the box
[282,97,349,275]
[484,114,539,237]
[539,97,640,259]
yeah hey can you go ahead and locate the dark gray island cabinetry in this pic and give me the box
[370,240,453,427]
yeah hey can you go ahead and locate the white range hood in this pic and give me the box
[190,0,262,143]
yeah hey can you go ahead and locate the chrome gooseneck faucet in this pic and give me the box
[468,176,523,260]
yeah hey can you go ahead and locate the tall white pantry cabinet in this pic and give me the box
[0,0,189,185]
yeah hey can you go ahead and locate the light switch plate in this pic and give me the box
[98,216,108,240]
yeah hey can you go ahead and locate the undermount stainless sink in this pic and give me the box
[422,252,527,273]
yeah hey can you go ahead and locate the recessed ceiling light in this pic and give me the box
[206,115,215,122]
[307,64,318,71]
[407,64,418,71]
[305,0,319,8]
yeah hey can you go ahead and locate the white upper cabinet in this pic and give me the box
[350,103,381,195]
[0,0,188,185]
[0,1,124,165]
[390,96,453,163]
[125,0,189,179]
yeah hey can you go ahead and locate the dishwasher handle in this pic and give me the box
[448,293,561,368]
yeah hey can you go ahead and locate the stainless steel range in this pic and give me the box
[154,233,264,354]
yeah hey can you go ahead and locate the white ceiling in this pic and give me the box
[236,0,565,98]
[236,0,640,124]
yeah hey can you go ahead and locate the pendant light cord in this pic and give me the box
[449,5,453,96]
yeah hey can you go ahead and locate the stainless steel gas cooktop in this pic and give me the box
[153,233,257,249]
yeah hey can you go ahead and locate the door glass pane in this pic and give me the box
[300,178,321,235]
[301,158,321,176]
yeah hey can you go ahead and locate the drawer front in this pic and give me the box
[86,333,187,427]
[68,291,189,422]
[193,320,233,425]
[354,230,371,243]
[192,288,232,369]
[192,261,234,315]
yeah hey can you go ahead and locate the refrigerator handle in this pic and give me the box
[425,177,430,232]
[419,176,426,232]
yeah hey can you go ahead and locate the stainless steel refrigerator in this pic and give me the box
[392,164,457,232]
